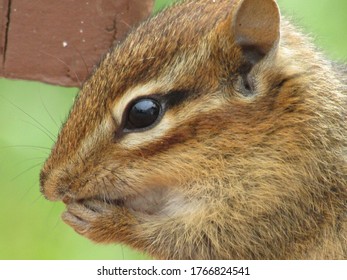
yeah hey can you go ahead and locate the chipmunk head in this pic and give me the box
[40,0,346,259]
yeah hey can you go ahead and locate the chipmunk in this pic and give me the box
[40,0,347,259]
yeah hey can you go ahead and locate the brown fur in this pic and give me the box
[40,0,347,259]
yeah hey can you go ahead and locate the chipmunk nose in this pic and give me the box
[39,168,68,201]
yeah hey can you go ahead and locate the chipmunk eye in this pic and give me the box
[125,98,161,130]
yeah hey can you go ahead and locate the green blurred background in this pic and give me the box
[0,0,346,259]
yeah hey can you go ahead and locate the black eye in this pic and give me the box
[125,98,161,130]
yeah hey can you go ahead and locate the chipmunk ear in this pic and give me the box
[232,0,280,66]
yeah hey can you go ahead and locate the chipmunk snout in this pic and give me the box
[39,168,68,201]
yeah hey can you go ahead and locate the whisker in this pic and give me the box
[0,95,56,139]
[45,203,64,232]
[0,145,51,154]
[70,44,90,78]
[16,156,47,164]
[20,179,40,201]
[12,157,45,170]
[39,95,60,129]
[19,119,56,143]
[39,50,83,87]
[11,162,43,181]
[31,192,44,205]
[119,19,132,29]
[0,144,51,149]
